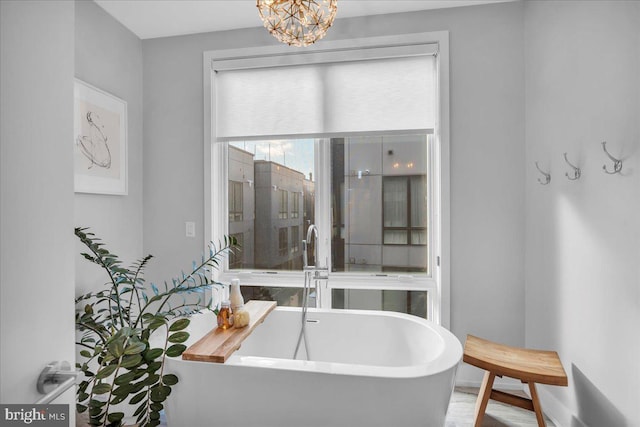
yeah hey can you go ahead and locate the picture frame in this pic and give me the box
[74,79,128,195]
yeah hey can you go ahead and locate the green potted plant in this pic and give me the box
[74,227,236,427]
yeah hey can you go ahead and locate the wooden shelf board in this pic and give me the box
[182,300,276,363]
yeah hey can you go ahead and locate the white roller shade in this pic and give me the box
[215,52,435,140]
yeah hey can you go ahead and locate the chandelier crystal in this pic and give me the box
[257,0,338,47]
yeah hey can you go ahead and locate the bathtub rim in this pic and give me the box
[168,306,462,379]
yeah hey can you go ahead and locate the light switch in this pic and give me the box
[185,221,196,237]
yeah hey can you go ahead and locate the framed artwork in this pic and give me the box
[74,79,128,195]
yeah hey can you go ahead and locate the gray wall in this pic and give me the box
[524,2,640,425]
[0,0,76,409]
[74,0,144,295]
[142,1,526,387]
[143,27,272,287]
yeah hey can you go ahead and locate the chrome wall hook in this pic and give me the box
[601,141,622,174]
[535,161,551,185]
[563,153,581,180]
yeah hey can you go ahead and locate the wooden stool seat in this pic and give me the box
[463,335,568,427]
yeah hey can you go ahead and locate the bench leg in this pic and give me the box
[473,371,496,427]
[528,382,547,427]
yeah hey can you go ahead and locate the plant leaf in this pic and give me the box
[168,318,190,332]
[112,383,135,397]
[107,412,124,424]
[146,361,162,373]
[124,339,147,355]
[95,364,118,380]
[167,331,189,343]
[109,394,127,405]
[88,405,103,417]
[133,402,147,417]
[120,354,142,369]
[162,374,179,386]
[129,390,147,405]
[114,370,137,385]
[144,348,163,361]
[165,344,187,358]
[107,338,125,358]
[92,383,111,394]
[131,381,145,393]
[89,399,107,408]
[143,373,160,386]
[148,317,166,331]
[149,385,171,402]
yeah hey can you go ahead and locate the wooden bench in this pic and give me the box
[463,334,568,427]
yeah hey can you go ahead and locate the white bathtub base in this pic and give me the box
[165,307,462,427]
[167,361,457,427]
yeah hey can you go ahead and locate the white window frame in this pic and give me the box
[203,32,450,327]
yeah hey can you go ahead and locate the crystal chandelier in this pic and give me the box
[257,0,338,47]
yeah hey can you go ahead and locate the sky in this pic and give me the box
[230,139,315,181]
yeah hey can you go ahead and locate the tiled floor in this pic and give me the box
[151,387,555,427]
[446,388,556,427]
[76,387,554,426]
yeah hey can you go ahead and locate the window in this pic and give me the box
[383,176,427,246]
[207,33,449,324]
[332,289,428,318]
[331,135,429,274]
[225,134,432,301]
[241,285,307,307]
[227,141,312,271]
[278,227,288,257]
[229,181,243,222]
[291,226,300,254]
[278,189,288,219]
[292,192,300,218]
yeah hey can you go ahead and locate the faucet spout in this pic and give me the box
[303,224,319,269]
[294,224,328,360]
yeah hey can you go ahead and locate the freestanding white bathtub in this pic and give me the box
[164,307,462,427]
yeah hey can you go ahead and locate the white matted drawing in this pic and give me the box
[74,79,127,195]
